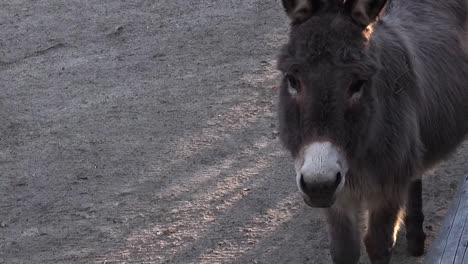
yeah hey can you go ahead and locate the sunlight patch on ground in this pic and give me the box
[101,142,284,263]
[198,193,302,264]
[169,59,279,162]
[241,59,280,89]
[99,55,285,264]
[157,157,237,198]
[170,101,269,162]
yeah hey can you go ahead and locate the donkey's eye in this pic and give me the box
[286,74,300,96]
[348,80,365,98]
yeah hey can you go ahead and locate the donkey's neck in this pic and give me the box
[358,20,423,180]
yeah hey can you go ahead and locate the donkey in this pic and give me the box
[276,0,468,263]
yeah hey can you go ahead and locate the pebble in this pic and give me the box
[161,227,177,235]
[22,227,39,237]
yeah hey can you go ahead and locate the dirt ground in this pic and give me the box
[0,1,467,263]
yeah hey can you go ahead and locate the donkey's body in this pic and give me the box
[344,0,468,194]
[277,0,468,263]
[382,1,468,167]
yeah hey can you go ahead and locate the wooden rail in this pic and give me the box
[425,175,468,264]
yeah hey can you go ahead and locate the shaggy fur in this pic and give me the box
[277,0,468,263]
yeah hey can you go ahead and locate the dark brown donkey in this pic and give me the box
[277,0,468,263]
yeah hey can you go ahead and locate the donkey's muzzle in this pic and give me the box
[295,142,347,208]
[299,172,342,208]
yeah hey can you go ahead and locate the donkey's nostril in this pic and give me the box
[299,174,307,190]
[334,172,342,188]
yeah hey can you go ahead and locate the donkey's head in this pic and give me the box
[277,0,387,207]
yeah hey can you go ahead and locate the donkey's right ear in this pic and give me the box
[282,0,321,24]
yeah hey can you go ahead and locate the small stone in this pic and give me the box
[162,227,177,235]
[271,131,280,139]
[77,173,89,180]
[449,182,457,190]
[0,221,7,228]
[22,227,39,237]
[15,181,27,187]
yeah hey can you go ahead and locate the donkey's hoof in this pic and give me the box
[367,247,392,264]
[369,255,391,264]
[407,242,425,257]
[407,233,426,256]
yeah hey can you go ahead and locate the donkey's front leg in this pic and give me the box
[365,200,402,264]
[325,206,361,264]
[405,179,426,256]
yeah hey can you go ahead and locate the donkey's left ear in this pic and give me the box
[282,0,322,24]
[345,0,387,27]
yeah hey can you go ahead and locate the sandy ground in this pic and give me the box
[0,1,466,263]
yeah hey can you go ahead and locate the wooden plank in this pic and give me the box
[425,175,468,264]
[453,215,468,264]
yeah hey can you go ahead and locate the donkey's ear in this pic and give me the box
[282,0,321,24]
[345,0,387,27]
